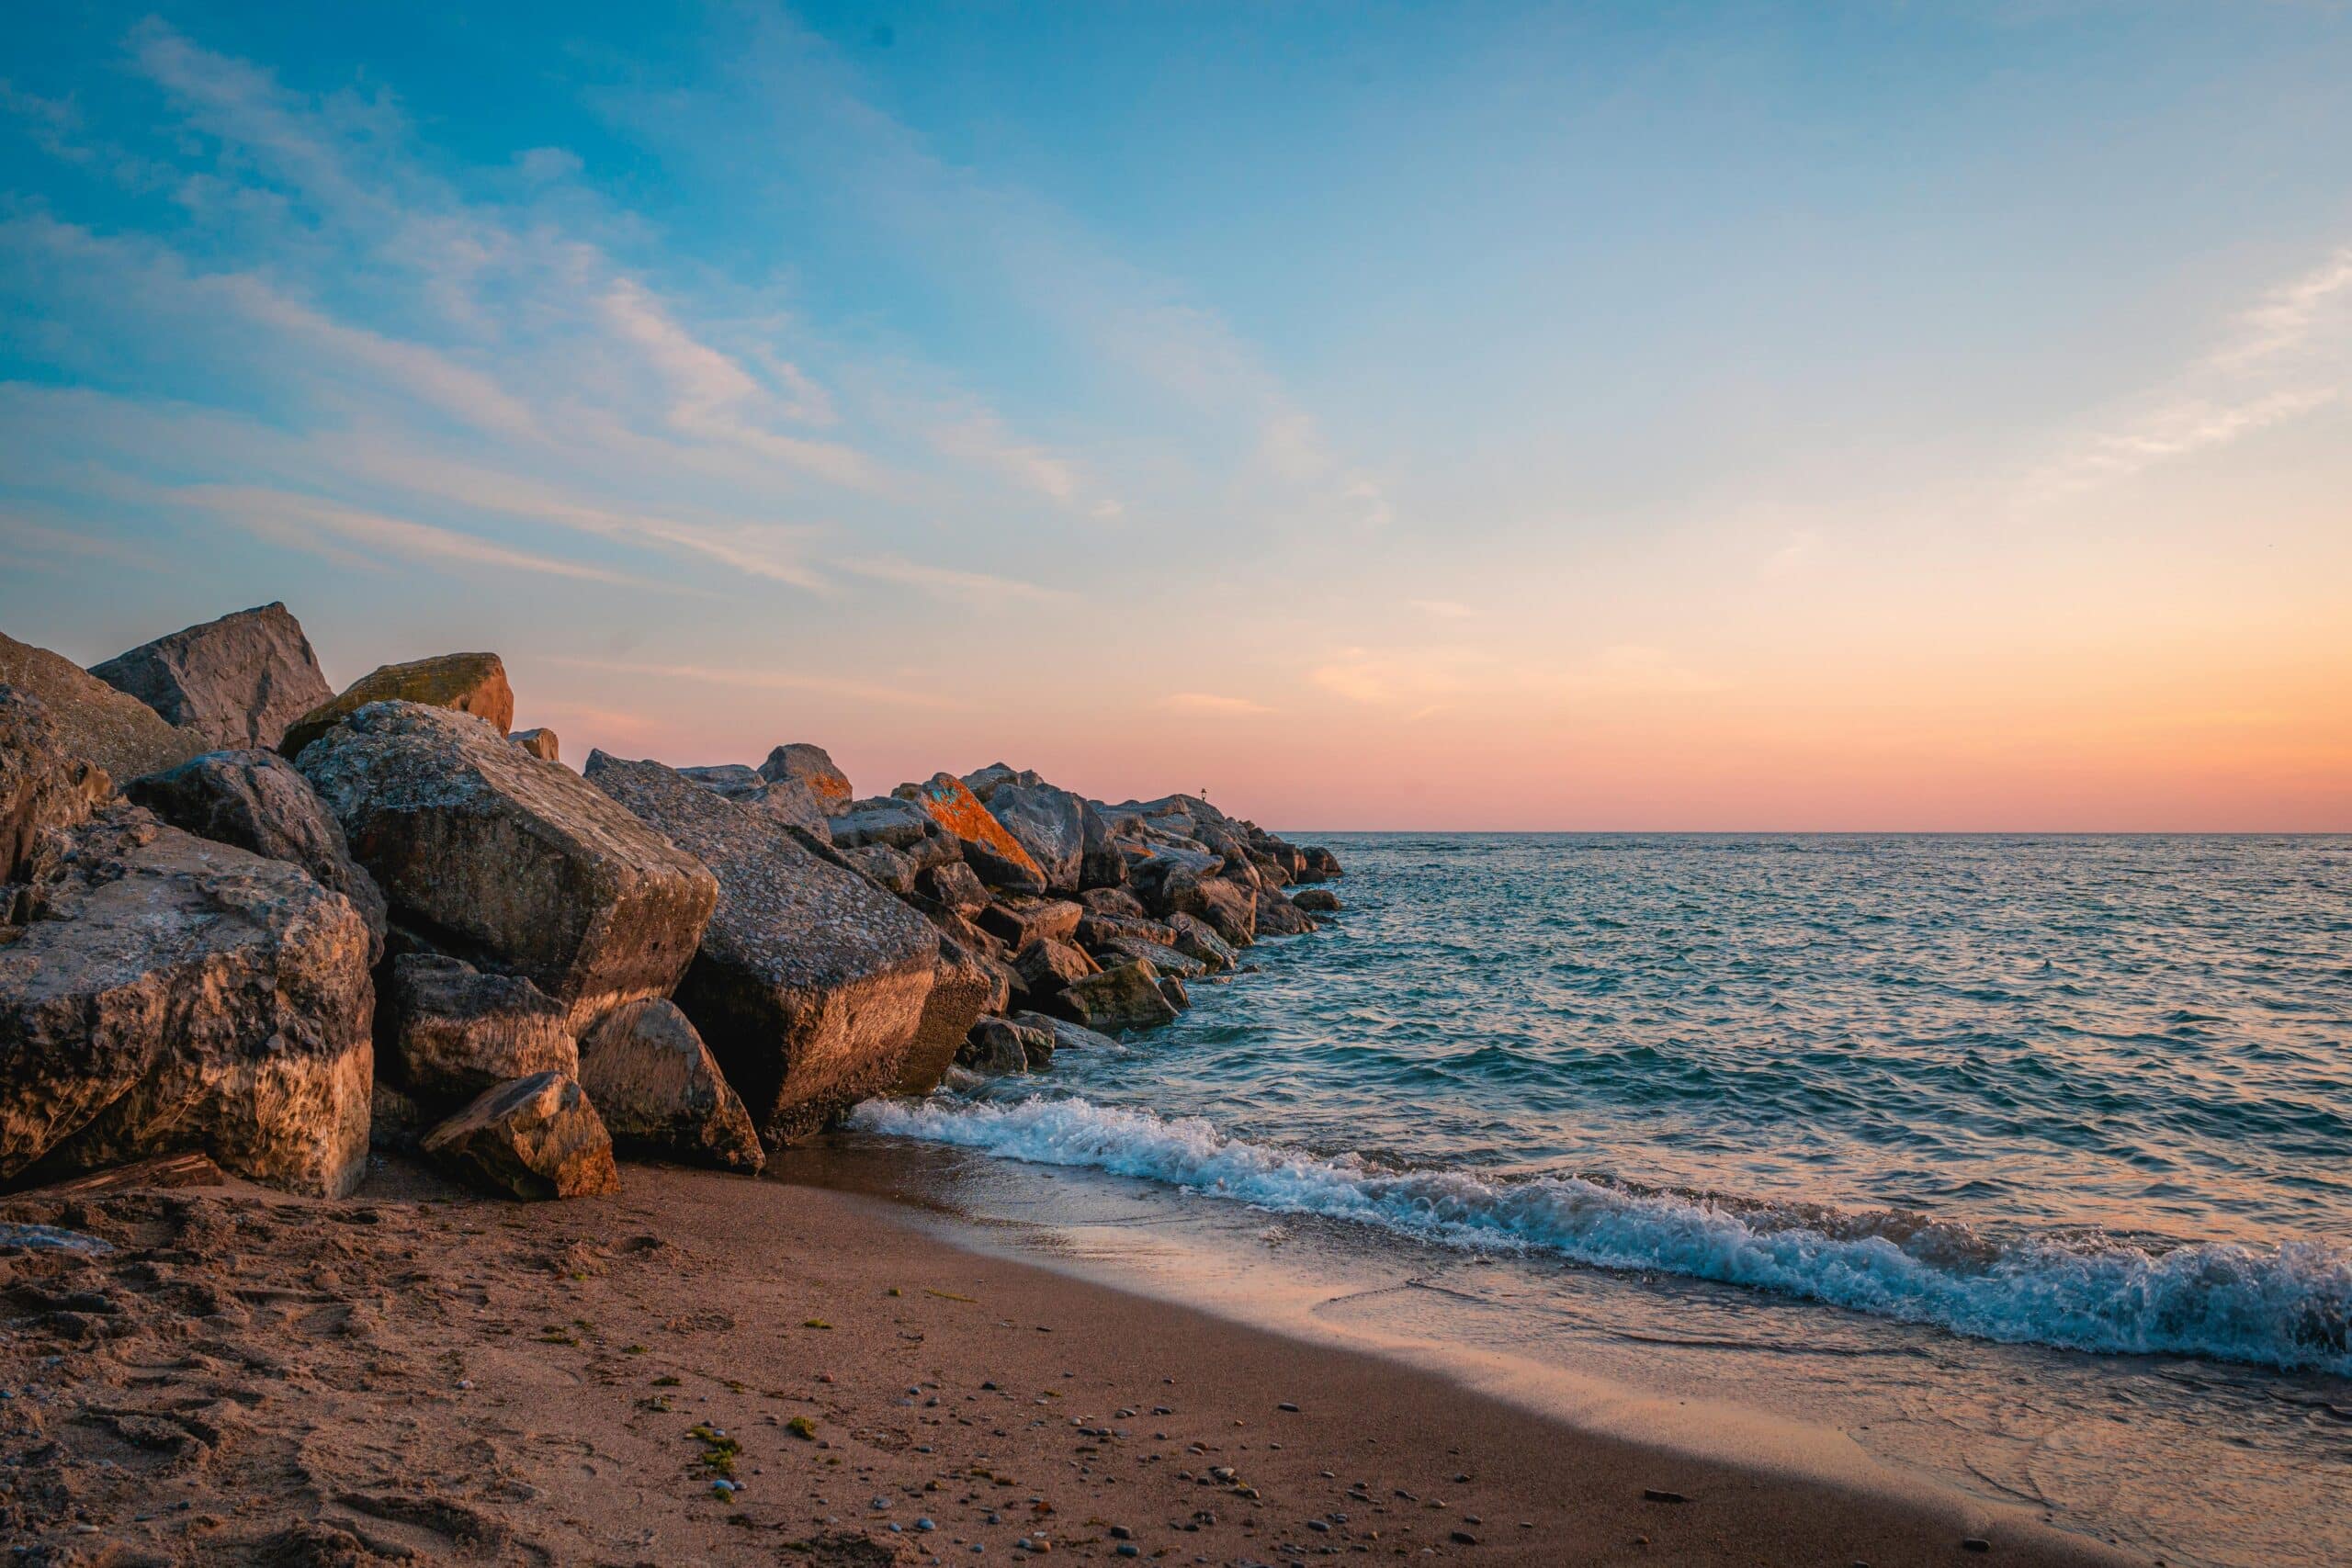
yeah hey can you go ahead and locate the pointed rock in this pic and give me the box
[89,603,333,750]
[0,632,202,781]
[280,651,514,759]
[577,998,763,1173]
[422,1071,619,1200]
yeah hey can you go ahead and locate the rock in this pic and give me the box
[916,860,989,913]
[1078,800,1130,890]
[0,631,203,780]
[279,652,514,759]
[508,728,560,762]
[576,998,763,1173]
[1078,886,1150,921]
[1166,912,1240,974]
[0,807,373,1196]
[895,937,996,1095]
[839,841,918,897]
[1051,958,1179,1034]
[894,773,1046,893]
[828,796,957,866]
[758,743,854,815]
[958,1017,1048,1075]
[977,897,1084,952]
[1253,887,1317,936]
[123,749,389,962]
[582,752,938,1143]
[1297,845,1343,882]
[960,762,1041,801]
[1158,976,1191,1010]
[983,781,1087,892]
[420,1071,619,1200]
[1168,874,1257,947]
[0,688,111,884]
[88,603,334,750]
[680,764,828,835]
[298,704,717,1026]
[1010,1011,1123,1055]
[1091,933,1207,981]
[369,1078,427,1154]
[1012,937,1099,999]
[381,953,577,1104]
[1290,887,1342,913]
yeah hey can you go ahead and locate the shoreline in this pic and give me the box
[0,1156,2138,1566]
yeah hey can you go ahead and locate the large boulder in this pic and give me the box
[1254,886,1317,937]
[421,1071,619,1200]
[0,688,111,884]
[1078,800,1130,890]
[958,1016,1051,1075]
[984,780,1087,892]
[1297,845,1344,883]
[0,807,373,1197]
[759,743,854,815]
[894,773,1046,893]
[916,859,989,913]
[381,953,577,1104]
[582,752,939,1143]
[0,632,202,781]
[1012,1010,1123,1055]
[1012,936,1099,1001]
[1167,911,1240,974]
[838,841,918,897]
[828,796,958,867]
[1166,872,1257,947]
[681,763,830,836]
[124,749,389,962]
[1051,958,1179,1034]
[1291,887,1342,914]
[894,936,996,1095]
[977,897,1085,952]
[280,652,514,759]
[296,703,718,1026]
[88,603,333,750]
[576,998,763,1173]
[1091,932,1207,981]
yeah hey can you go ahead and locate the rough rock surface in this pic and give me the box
[828,796,957,865]
[508,728,560,762]
[0,632,202,781]
[382,953,577,1104]
[682,763,830,835]
[984,780,1088,892]
[895,937,996,1095]
[1159,975,1192,1011]
[0,807,373,1196]
[1168,873,1258,948]
[576,998,763,1173]
[1091,932,1207,981]
[916,859,989,913]
[1051,958,1179,1034]
[88,603,334,750]
[582,752,938,1143]
[958,1016,1053,1074]
[1254,886,1317,936]
[759,742,854,814]
[0,688,111,883]
[281,652,515,759]
[1291,887,1342,914]
[421,1070,619,1200]
[297,703,717,1025]
[1079,799,1130,889]
[124,748,388,961]
[1297,845,1343,882]
[1012,936,1098,1000]
[895,773,1046,893]
[839,841,918,897]
[977,897,1084,952]
[1167,912,1240,974]
[1012,1010,1124,1055]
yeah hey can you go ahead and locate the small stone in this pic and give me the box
[1278,1402,1300,1413]
[1962,1541,1991,1554]
[1450,1530,1479,1546]
[1641,1488,1686,1504]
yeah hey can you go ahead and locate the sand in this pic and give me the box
[0,1157,2140,1566]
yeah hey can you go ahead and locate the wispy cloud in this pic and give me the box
[2034,243,2352,495]
[545,656,952,709]
[179,485,640,585]
[835,553,1067,606]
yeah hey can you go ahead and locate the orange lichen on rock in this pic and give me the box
[896,773,1046,884]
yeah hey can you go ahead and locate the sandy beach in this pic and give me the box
[0,1158,2138,1567]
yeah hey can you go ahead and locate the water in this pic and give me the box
[847,833,2352,1562]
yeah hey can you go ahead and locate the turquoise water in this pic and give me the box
[859,834,2352,1375]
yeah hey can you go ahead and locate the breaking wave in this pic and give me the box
[851,1093,2352,1377]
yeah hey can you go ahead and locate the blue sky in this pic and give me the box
[3,3,2348,827]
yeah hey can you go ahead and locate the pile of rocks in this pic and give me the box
[0,604,1340,1204]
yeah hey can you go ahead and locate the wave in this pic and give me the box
[849,1094,2352,1376]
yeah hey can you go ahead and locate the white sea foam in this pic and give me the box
[850,1093,2352,1376]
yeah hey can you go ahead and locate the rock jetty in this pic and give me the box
[0,604,1341,1201]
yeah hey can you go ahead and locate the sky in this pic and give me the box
[2,2,2347,831]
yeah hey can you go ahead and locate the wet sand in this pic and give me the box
[0,1158,2140,1565]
